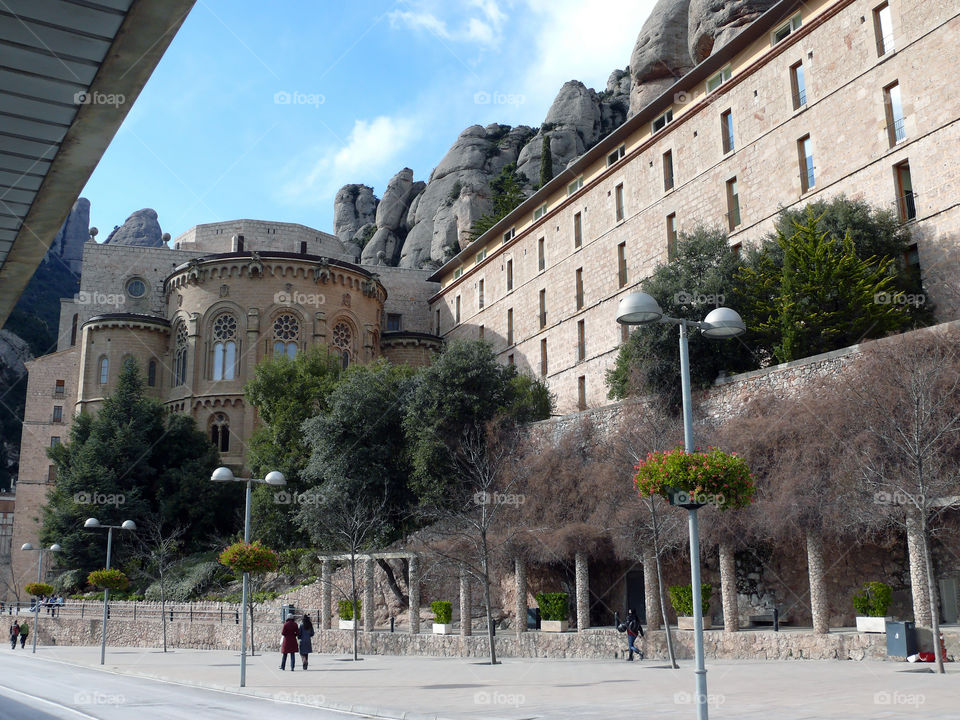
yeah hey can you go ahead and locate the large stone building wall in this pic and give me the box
[429,0,960,413]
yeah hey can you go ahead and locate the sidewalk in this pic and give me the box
[30,645,960,719]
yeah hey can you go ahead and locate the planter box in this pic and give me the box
[338,619,356,630]
[541,620,569,633]
[856,616,892,633]
[678,616,712,631]
[432,623,453,635]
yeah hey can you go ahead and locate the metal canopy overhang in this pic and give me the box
[0,0,197,328]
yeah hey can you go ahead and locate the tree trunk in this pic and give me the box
[906,513,932,626]
[806,533,829,634]
[481,533,498,665]
[575,552,590,631]
[919,514,945,674]
[642,549,661,631]
[377,558,409,608]
[719,542,739,632]
[650,502,677,668]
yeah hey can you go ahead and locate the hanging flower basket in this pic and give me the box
[219,541,279,574]
[88,569,130,591]
[634,447,755,511]
[25,582,54,597]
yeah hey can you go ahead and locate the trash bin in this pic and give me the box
[281,603,296,622]
[886,620,917,657]
[527,607,541,630]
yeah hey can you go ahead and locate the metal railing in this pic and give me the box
[2,600,249,624]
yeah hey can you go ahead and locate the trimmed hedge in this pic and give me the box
[668,584,712,616]
[431,600,453,624]
[536,592,569,622]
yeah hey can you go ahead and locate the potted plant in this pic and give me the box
[87,569,130,592]
[536,592,569,632]
[853,581,892,633]
[669,584,713,631]
[431,601,453,634]
[338,599,360,630]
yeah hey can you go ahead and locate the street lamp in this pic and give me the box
[20,542,61,653]
[210,466,286,687]
[84,518,137,665]
[617,292,745,720]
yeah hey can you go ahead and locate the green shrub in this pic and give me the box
[536,592,569,622]
[54,569,84,595]
[431,600,452,624]
[338,599,360,620]
[853,581,892,617]
[24,582,54,597]
[668,584,712,616]
[145,559,226,602]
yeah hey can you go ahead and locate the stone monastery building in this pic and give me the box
[11,0,960,585]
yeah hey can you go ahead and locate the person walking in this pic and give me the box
[280,616,299,671]
[298,614,315,670]
[624,608,643,661]
[9,621,19,650]
[18,621,28,649]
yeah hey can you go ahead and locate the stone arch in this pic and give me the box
[269,308,304,359]
[208,412,231,453]
[329,313,359,369]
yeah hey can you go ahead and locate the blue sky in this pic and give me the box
[82,0,656,241]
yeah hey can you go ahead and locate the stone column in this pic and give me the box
[408,556,420,634]
[806,533,829,634]
[719,542,739,632]
[514,558,527,635]
[575,552,590,631]
[642,550,661,630]
[460,565,472,637]
[363,557,375,632]
[321,558,331,630]
[906,513,932,626]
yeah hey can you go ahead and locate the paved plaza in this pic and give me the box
[6,645,957,719]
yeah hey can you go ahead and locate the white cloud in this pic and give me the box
[388,0,508,47]
[279,115,420,204]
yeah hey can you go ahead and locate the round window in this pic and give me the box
[126,278,147,298]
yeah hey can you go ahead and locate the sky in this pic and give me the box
[81,0,657,242]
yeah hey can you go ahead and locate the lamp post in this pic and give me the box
[617,292,745,720]
[210,466,286,687]
[84,518,137,665]
[20,542,61,653]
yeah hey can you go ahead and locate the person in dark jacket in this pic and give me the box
[9,621,19,650]
[280,617,299,670]
[298,614,315,670]
[625,608,643,661]
[18,622,28,648]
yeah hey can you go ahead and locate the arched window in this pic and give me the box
[212,314,238,380]
[174,322,188,386]
[70,314,78,346]
[332,321,353,370]
[98,356,109,385]
[272,313,300,358]
[147,359,157,387]
[210,413,230,452]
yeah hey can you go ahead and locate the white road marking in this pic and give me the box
[0,685,101,720]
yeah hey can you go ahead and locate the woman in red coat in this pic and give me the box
[280,617,299,671]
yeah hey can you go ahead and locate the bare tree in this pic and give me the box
[836,331,960,673]
[132,517,186,652]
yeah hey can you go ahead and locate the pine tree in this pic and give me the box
[539,134,553,187]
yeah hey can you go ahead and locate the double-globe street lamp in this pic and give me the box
[84,518,137,665]
[20,542,61,653]
[210,466,286,687]
[617,292,746,720]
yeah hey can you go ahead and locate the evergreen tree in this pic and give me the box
[465,164,529,240]
[539,134,553,187]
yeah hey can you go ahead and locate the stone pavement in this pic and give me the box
[23,645,960,719]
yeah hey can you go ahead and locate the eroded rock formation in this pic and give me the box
[103,208,164,247]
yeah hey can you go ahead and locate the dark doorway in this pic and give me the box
[626,569,647,623]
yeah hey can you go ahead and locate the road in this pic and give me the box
[0,650,378,720]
